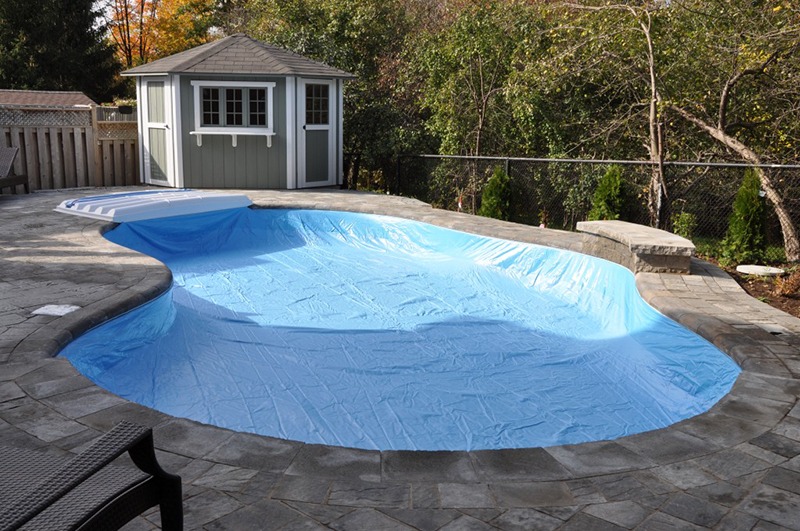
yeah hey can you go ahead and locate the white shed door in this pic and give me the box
[298,79,336,187]
[142,79,174,186]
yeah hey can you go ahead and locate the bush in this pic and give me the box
[671,211,697,241]
[720,168,766,265]
[478,166,512,220]
[588,165,627,221]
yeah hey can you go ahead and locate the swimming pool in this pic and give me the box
[60,208,740,451]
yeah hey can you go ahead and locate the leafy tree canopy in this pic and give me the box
[104,0,217,69]
[408,0,542,156]
[246,0,421,182]
[662,0,800,163]
[152,0,217,59]
[0,0,122,102]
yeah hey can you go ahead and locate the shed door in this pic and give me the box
[142,79,174,186]
[298,79,336,187]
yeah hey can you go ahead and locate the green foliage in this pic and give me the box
[690,236,786,265]
[662,1,800,164]
[409,1,540,156]
[588,165,627,221]
[235,0,799,260]
[0,0,122,102]
[561,168,599,228]
[720,168,767,265]
[425,159,463,211]
[478,167,512,221]
[246,0,420,184]
[509,3,654,162]
[671,211,697,241]
[503,160,597,230]
[691,236,723,261]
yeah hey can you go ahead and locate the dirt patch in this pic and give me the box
[723,265,800,320]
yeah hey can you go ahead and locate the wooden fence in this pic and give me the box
[0,105,139,190]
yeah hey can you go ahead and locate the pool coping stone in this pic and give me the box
[2,187,800,530]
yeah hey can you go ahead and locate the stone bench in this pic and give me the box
[576,220,695,274]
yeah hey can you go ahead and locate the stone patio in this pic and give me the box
[2,187,800,530]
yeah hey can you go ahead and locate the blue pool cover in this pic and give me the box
[60,208,740,450]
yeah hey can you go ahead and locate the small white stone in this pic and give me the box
[736,264,785,277]
[32,304,81,316]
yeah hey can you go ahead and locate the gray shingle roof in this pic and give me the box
[122,34,354,79]
[0,90,95,107]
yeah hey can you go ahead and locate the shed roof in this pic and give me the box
[0,90,95,108]
[123,34,354,79]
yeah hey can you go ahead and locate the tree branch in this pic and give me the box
[719,47,783,130]
[668,103,762,165]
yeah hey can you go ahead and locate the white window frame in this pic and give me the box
[190,80,276,148]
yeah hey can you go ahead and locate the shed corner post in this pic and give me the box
[337,78,344,188]
[135,77,146,185]
[285,76,297,189]
[171,74,184,188]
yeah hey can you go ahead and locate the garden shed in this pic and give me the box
[123,33,353,189]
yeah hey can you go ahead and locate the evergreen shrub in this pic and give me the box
[671,211,697,241]
[720,168,766,266]
[588,165,627,221]
[478,166,512,220]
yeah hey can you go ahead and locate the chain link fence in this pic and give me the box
[393,155,800,262]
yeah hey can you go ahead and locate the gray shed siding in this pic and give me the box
[179,75,287,189]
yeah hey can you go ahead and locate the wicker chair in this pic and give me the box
[0,147,29,194]
[0,421,182,531]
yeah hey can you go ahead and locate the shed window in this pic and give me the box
[225,88,243,126]
[202,88,220,125]
[191,80,276,148]
[249,89,266,126]
[305,84,329,125]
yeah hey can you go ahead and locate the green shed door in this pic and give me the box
[298,79,335,187]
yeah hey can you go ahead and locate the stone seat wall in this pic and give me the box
[576,219,695,274]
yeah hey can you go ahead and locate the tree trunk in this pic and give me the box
[646,98,667,229]
[648,154,666,228]
[346,153,361,190]
[669,104,800,261]
[641,13,667,229]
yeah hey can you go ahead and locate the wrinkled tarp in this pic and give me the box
[60,208,740,450]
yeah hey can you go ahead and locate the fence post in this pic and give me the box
[90,104,102,186]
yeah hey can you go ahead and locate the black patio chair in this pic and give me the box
[0,421,182,531]
[0,146,29,194]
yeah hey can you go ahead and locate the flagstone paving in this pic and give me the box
[2,188,800,530]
